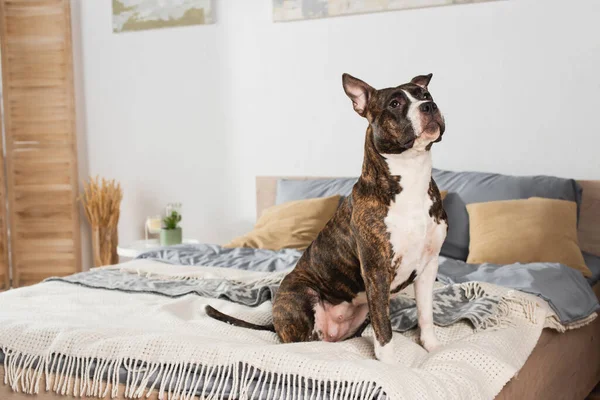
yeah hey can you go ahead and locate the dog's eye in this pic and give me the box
[423,92,431,100]
[389,100,400,108]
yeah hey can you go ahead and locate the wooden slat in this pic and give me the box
[0,81,9,291]
[0,0,81,287]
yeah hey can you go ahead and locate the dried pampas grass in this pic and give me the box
[81,177,123,267]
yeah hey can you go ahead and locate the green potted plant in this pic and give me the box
[160,210,182,246]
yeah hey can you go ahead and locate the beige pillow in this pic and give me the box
[224,195,341,251]
[466,197,591,277]
[440,190,448,200]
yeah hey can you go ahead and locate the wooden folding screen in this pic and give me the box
[0,0,80,287]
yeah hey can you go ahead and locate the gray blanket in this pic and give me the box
[137,244,301,271]
[49,268,501,333]
[137,244,600,324]
[437,256,600,324]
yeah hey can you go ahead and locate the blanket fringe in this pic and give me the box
[544,312,597,333]
[1,347,385,400]
[461,282,539,332]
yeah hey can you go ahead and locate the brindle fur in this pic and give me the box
[207,74,448,352]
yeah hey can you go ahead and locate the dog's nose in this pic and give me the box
[420,102,437,114]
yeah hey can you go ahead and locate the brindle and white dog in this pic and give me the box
[207,73,447,363]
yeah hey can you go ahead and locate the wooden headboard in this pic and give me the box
[256,177,600,257]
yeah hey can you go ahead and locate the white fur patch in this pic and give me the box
[382,148,447,352]
[420,327,441,352]
[381,149,447,296]
[374,339,396,364]
[402,89,426,137]
[415,258,442,352]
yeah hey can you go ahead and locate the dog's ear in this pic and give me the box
[411,73,433,89]
[342,73,373,117]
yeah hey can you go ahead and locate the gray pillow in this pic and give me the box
[433,168,583,261]
[275,178,357,205]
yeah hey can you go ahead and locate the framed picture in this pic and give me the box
[273,0,504,22]
[113,0,214,33]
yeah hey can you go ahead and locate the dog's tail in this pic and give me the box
[205,305,276,332]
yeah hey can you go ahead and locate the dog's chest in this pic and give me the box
[385,190,443,267]
[383,153,446,291]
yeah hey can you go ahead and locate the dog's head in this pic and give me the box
[342,73,445,153]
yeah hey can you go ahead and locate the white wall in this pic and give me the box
[223,0,600,231]
[72,0,241,269]
[73,0,600,268]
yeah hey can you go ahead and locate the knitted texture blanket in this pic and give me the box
[0,259,587,399]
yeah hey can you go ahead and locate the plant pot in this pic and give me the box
[160,227,182,246]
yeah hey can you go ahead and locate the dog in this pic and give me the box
[206,73,447,363]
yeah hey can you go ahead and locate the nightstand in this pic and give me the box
[117,238,200,260]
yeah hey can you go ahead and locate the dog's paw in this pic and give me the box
[420,333,441,353]
[374,340,396,364]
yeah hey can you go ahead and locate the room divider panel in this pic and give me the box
[0,0,81,287]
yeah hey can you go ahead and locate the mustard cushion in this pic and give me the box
[466,197,591,277]
[224,195,341,251]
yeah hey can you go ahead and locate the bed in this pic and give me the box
[256,176,600,400]
[0,173,598,399]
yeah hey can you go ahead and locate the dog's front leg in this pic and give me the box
[359,252,394,363]
[414,256,441,352]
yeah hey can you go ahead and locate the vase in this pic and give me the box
[160,227,182,246]
[92,225,119,267]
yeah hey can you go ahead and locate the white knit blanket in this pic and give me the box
[0,259,577,400]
